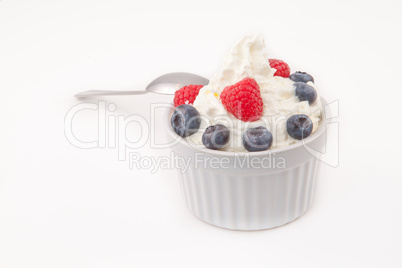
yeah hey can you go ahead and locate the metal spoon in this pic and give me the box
[74,72,209,98]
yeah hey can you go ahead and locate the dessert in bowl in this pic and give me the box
[166,34,330,230]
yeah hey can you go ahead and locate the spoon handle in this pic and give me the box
[74,90,148,98]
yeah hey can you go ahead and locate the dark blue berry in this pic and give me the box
[171,104,201,137]
[243,126,273,152]
[202,124,230,150]
[286,114,313,140]
[289,71,314,83]
[294,82,317,104]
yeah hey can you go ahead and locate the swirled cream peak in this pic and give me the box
[203,34,274,94]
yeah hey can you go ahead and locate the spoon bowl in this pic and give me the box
[75,72,209,98]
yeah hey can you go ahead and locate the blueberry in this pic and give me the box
[202,124,230,150]
[289,71,314,83]
[286,114,313,140]
[171,104,201,137]
[243,126,273,152]
[294,82,317,104]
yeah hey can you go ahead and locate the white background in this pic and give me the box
[1,0,402,267]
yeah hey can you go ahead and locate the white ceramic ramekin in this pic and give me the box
[166,98,331,230]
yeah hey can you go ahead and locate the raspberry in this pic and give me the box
[220,77,263,122]
[174,85,203,107]
[269,59,290,78]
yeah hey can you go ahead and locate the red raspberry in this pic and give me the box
[269,59,290,78]
[174,85,203,107]
[220,77,263,122]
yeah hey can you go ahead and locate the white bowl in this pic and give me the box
[166,98,331,230]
